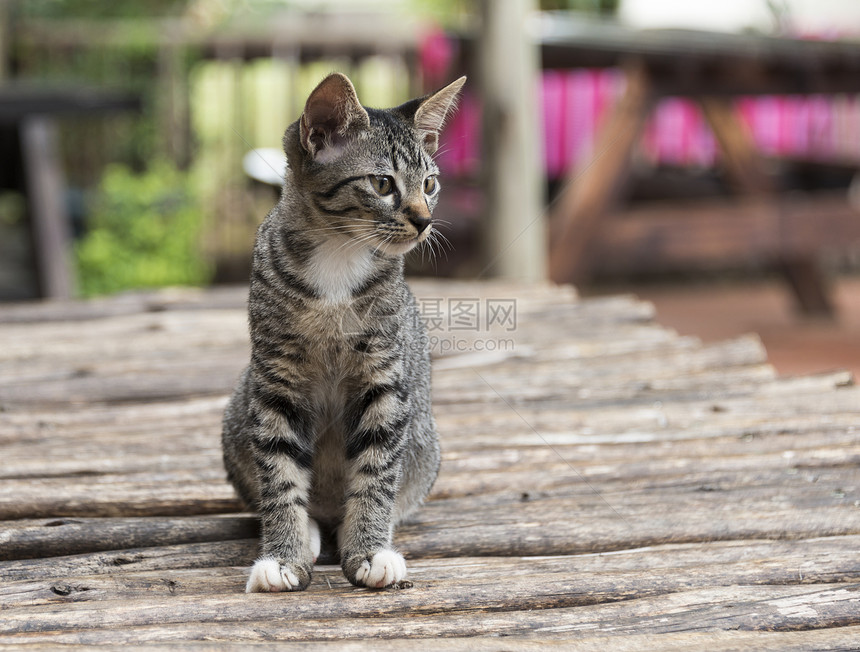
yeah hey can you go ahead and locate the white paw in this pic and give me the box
[354,549,407,588]
[246,558,303,593]
[309,518,321,563]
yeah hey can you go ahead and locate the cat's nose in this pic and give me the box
[408,215,432,234]
[404,205,432,234]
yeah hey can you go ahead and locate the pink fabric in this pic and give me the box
[434,66,860,179]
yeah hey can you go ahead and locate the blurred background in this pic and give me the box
[1,0,860,376]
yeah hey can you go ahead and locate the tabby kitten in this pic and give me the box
[222,73,465,592]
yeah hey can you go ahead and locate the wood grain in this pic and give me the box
[0,281,857,647]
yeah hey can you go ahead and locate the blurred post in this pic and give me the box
[478,0,546,280]
[22,118,74,299]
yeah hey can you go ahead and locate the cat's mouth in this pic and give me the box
[373,231,429,257]
[375,237,421,257]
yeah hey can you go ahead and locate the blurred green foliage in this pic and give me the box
[14,0,188,19]
[75,162,211,296]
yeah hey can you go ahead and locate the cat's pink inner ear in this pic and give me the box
[414,76,466,154]
[299,73,370,159]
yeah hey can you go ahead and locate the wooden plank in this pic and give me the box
[0,369,851,454]
[2,292,666,408]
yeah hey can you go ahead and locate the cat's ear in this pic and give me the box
[412,76,466,155]
[300,73,370,162]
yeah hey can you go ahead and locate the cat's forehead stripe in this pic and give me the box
[366,107,430,173]
[391,140,424,173]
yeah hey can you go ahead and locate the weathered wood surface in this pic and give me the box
[1,281,859,648]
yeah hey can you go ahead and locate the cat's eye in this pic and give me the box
[370,175,394,196]
[423,176,438,195]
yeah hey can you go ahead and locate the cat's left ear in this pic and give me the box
[411,76,466,155]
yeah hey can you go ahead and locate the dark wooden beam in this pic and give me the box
[589,193,860,275]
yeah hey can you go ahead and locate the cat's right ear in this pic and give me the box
[300,73,370,162]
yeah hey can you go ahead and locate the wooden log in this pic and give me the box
[0,417,856,525]
[0,293,652,372]
[1,374,855,483]
[0,515,257,561]
[5,535,860,603]
[0,534,860,584]
[0,479,240,520]
[7,630,860,651]
[1,371,850,480]
[1,396,856,513]
[0,539,258,582]
[4,629,860,650]
[0,285,249,325]
[0,333,771,407]
[3,458,858,557]
[1,581,858,643]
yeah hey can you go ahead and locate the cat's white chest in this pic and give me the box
[306,239,375,303]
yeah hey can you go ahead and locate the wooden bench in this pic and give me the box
[537,18,860,315]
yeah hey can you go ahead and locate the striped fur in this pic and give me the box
[222,73,465,591]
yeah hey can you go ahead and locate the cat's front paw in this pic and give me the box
[246,557,312,593]
[344,549,407,589]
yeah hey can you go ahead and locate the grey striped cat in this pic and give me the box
[222,73,465,592]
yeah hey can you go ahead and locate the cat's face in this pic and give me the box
[285,74,465,258]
